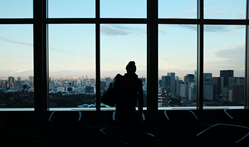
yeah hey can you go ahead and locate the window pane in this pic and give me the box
[159,25,197,108]
[0,25,34,108]
[158,0,197,19]
[101,24,147,109]
[49,24,95,109]
[100,0,146,18]
[0,0,33,18]
[48,0,95,18]
[204,0,246,19]
[204,25,245,108]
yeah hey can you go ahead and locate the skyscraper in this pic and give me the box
[194,70,197,83]
[167,73,175,95]
[184,74,194,82]
[203,73,212,83]
[220,70,234,87]
[161,76,170,89]
[8,76,14,87]
[213,77,221,99]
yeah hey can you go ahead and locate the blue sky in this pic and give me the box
[0,0,247,79]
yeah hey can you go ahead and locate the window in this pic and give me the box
[0,25,34,108]
[159,24,197,108]
[100,24,147,109]
[48,24,95,109]
[204,25,245,108]
[0,0,248,111]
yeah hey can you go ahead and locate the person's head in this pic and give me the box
[126,61,136,73]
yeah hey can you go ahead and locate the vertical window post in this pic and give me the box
[34,0,48,111]
[147,0,158,134]
[197,0,204,110]
[96,0,100,111]
[245,0,249,109]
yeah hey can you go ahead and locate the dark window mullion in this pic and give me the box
[96,0,100,111]
[197,0,204,110]
[147,0,158,134]
[245,0,249,109]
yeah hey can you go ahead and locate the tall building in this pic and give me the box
[194,70,197,83]
[229,77,245,88]
[28,76,34,84]
[203,73,212,83]
[220,70,234,87]
[17,77,21,82]
[184,74,194,82]
[167,73,175,95]
[161,76,170,88]
[213,77,221,99]
[189,82,197,101]
[204,83,213,100]
[8,76,14,87]
[180,81,188,99]
[231,85,244,103]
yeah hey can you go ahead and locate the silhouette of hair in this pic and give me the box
[126,61,136,73]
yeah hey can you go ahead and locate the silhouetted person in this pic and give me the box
[115,61,143,127]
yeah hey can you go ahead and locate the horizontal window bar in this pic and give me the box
[0,106,244,111]
[0,19,34,24]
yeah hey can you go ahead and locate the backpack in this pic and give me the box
[101,74,123,107]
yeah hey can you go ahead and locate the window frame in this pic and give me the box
[0,0,248,111]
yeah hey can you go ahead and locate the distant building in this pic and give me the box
[8,76,14,87]
[213,77,222,99]
[194,70,197,83]
[57,87,64,92]
[204,73,212,83]
[49,82,55,91]
[204,83,213,100]
[85,86,94,93]
[180,81,188,99]
[229,85,244,103]
[220,70,234,87]
[161,76,170,88]
[28,76,34,86]
[222,86,232,99]
[184,74,194,82]
[17,77,21,82]
[189,82,197,101]
[167,73,176,95]
[229,77,245,88]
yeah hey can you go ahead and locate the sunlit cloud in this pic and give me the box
[182,5,227,14]
[0,37,33,47]
[101,24,145,36]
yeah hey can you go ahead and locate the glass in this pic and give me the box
[204,25,245,108]
[204,0,246,19]
[0,0,33,18]
[159,24,197,107]
[100,24,147,109]
[158,0,197,19]
[48,24,95,109]
[0,25,34,108]
[100,0,146,18]
[48,0,95,18]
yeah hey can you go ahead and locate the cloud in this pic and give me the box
[232,12,246,19]
[213,11,228,15]
[211,43,245,59]
[204,5,227,10]
[183,9,197,13]
[182,5,227,14]
[101,25,145,36]
[0,37,33,47]
[204,25,229,32]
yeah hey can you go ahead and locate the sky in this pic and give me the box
[0,0,247,79]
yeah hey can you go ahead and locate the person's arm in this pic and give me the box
[138,80,143,114]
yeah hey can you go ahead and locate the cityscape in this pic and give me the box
[0,69,244,108]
